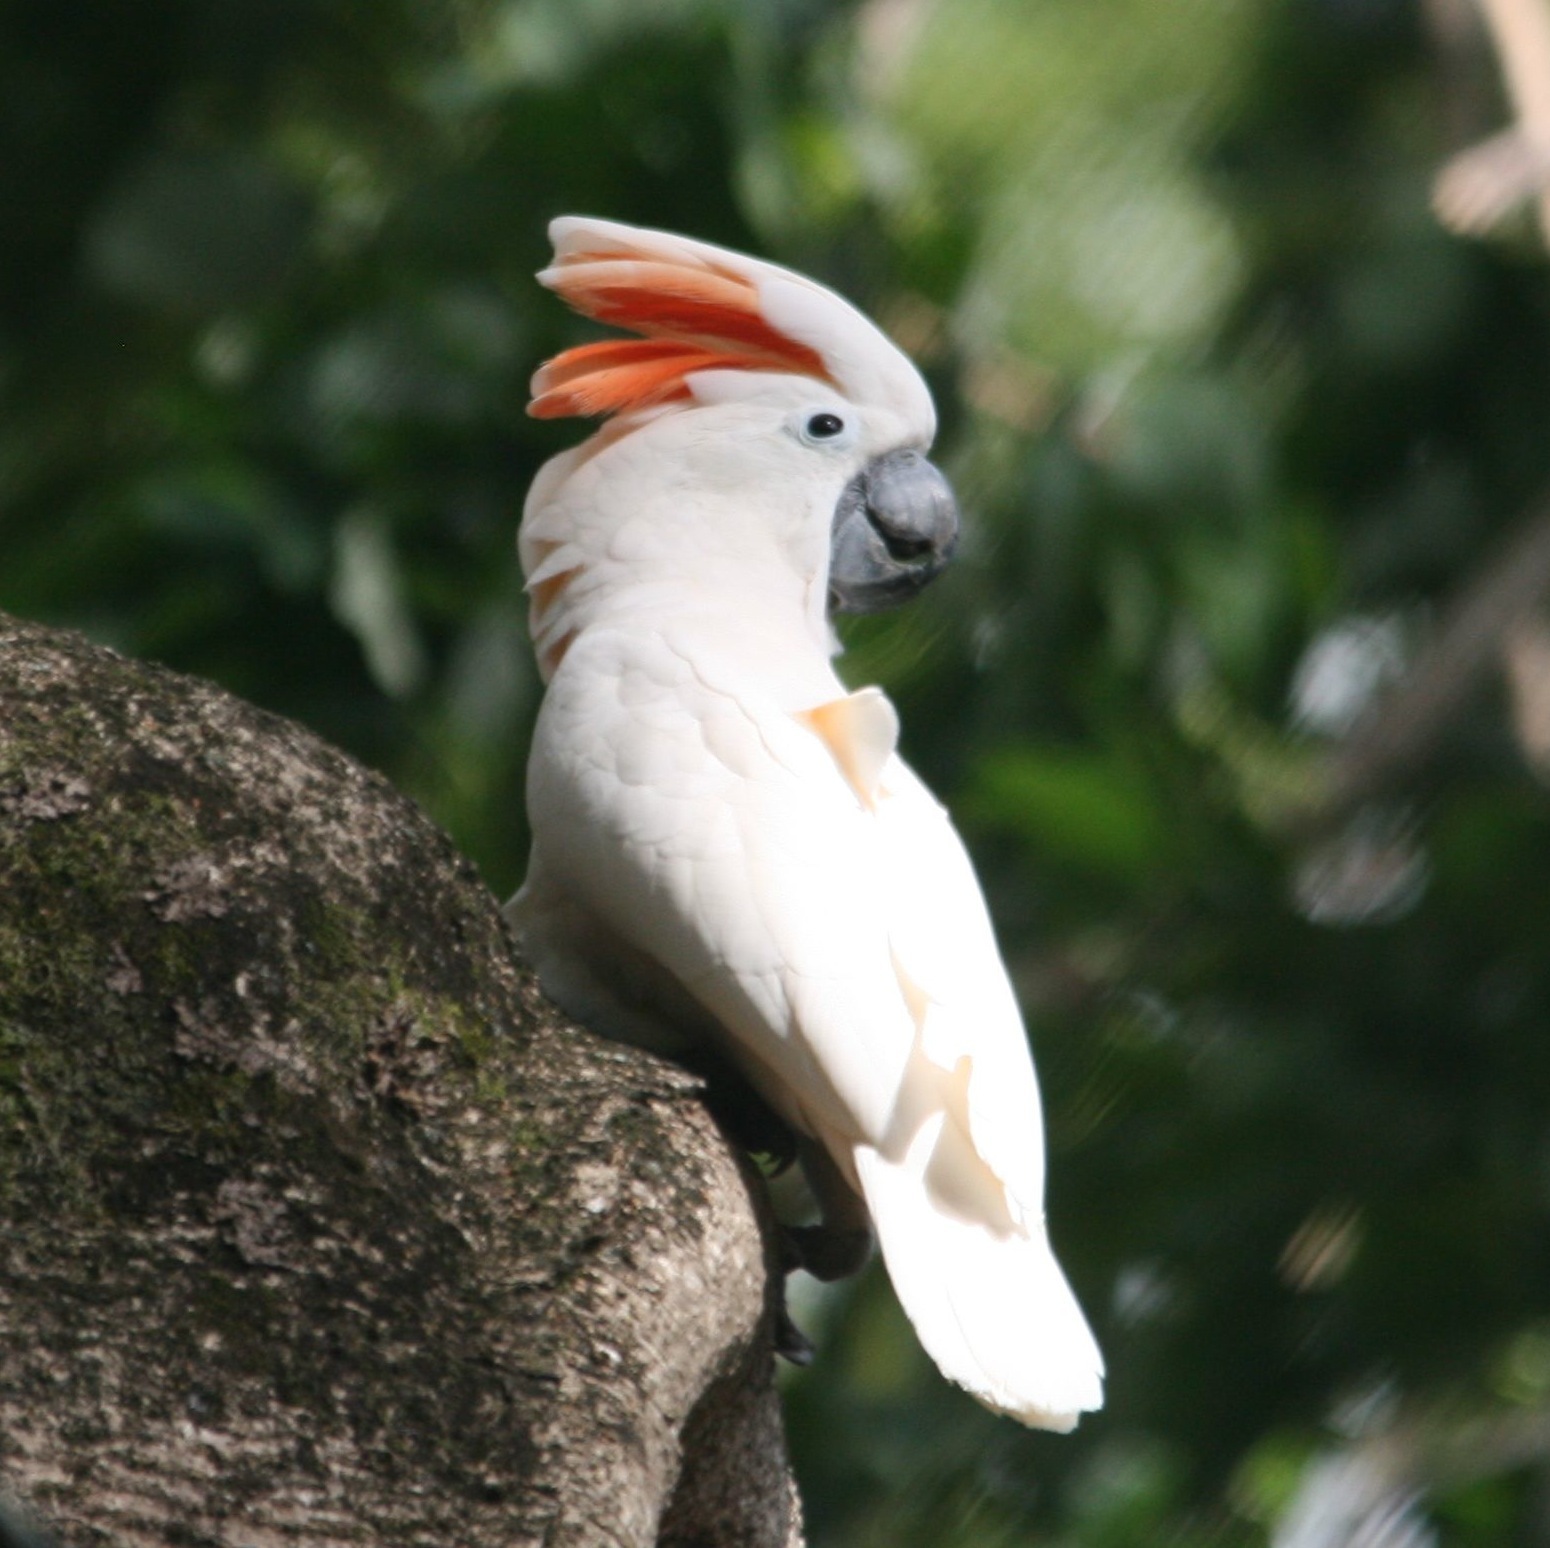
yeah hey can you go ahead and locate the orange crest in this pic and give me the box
[529,249,833,420]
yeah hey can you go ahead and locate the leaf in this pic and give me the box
[970,746,1173,877]
[84,150,311,315]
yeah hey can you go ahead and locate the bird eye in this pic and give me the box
[804,411,846,441]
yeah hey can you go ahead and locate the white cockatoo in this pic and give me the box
[507,216,1103,1430]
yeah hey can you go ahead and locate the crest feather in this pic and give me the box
[527,216,933,437]
[530,338,803,420]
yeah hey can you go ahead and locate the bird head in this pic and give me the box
[525,216,960,617]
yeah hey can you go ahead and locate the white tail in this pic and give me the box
[854,1139,1104,1431]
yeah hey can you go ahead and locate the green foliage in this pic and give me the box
[7,0,1550,1541]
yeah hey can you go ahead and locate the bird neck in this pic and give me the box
[522,464,837,684]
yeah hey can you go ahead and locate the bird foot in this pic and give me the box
[782,1223,873,1283]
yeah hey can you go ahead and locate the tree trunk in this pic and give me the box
[0,613,803,1548]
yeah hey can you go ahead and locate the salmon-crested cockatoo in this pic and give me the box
[508,216,1104,1430]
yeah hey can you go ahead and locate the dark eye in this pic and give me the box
[805,411,846,440]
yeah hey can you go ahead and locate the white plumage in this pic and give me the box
[509,216,1103,1430]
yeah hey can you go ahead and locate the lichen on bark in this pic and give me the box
[0,612,802,1548]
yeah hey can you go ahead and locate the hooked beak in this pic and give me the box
[827,449,960,614]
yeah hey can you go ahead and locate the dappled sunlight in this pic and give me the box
[5,0,1550,1540]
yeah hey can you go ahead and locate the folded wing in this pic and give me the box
[517,635,1103,1428]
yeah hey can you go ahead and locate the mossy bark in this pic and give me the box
[0,613,802,1548]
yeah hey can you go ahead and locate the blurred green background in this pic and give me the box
[6,0,1550,1541]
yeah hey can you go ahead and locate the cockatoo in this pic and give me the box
[508,216,1103,1430]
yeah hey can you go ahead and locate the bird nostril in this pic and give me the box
[879,529,934,563]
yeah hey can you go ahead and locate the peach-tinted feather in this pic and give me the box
[531,341,801,419]
[532,337,693,391]
[531,249,832,419]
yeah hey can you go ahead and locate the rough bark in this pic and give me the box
[0,613,803,1548]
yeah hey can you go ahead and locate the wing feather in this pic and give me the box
[516,631,1103,1428]
[526,636,1045,1206]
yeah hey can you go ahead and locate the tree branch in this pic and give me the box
[1285,493,1550,838]
[0,613,802,1548]
[1433,0,1550,241]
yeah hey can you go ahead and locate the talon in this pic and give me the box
[774,1304,816,1366]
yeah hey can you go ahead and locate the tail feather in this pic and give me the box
[853,1142,1104,1431]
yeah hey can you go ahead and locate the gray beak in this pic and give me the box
[828,449,960,614]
